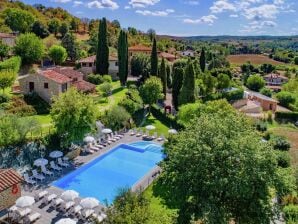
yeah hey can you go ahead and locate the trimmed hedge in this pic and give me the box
[275,112,298,122]
[151,104,182,130]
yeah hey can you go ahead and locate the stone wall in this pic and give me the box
[0,183,21,211]
[19,74,68,103]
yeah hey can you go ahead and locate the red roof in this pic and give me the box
[41,70,72,84]
[77,55,118,63]
[159,52,176,59]
[0,33,15,38]
[72,80,96,92]
[129,45,152,52]
[0,169,23,191]
[53,67,83,80]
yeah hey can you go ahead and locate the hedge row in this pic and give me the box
[151,104,182,130]
[275,112,298,122]
[0,56,21,73]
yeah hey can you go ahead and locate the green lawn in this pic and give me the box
[144,183,177,224]
[141,114,170,136]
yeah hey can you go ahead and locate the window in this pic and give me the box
[73,78,78,82]
[82,63,87,67]
[62,83,68,92]
[44,83,48,89]
[89,63,92,67]
[115,61,118,66]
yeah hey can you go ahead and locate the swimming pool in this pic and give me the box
[53,142,163,204]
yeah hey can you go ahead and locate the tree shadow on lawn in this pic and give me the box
[112,86,125,95]
[151,178,180,210]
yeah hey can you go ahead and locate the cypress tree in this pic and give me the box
[178,61,196,106]
[200,48,206,72]
[118,30,128,86]
[160,57,167,99]
[172,67,184,110]
[150,37,158,76]
[96,17,109,75]
[166,64,172,89]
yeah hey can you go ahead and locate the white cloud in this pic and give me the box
[243,4,279,20]
[273,0,284,5]
[87,0,119,10]
[240,20,277,33]
[129,0,160,8]
[51,0,72,3]
[124,5,131,9]
[210,0,236,14]
[73,1,83,6]
[184,0,199,5]
[136,8,175,17]
[229,14,238,18]
[183,15,217,25]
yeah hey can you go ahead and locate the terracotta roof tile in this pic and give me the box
[72,80,96,92]
[159,52,176,59]
[0,33,15,38]
[0,169,23,191]
[53,67,83,79]
[41,70,72,84]
[128,45,152,51]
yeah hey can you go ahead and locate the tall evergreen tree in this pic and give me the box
[178,61,196,106]
[96,17,109,75]
[172,67,184,110]
[150,37,158,76]
[61,33,78,61]
[160,57,167,99]
[118,30,128,86]
[200,48,206,72]
[166,64,172,89]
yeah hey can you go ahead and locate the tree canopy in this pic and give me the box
[96,17,109,75]
[3,8,35,33]
[118,30,128,86]
[246,74,265,92]
[14,33,44,65]
[160,111,292,223]
[49,45,67,65]
[50,88,96,147]
[150,37,158,76]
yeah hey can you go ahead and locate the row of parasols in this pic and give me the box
[15,190,100,224]
[33,150,65,167]
[144,125,178,134]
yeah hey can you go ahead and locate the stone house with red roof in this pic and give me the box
[263,73,288,92]
[19,67,95,103]
[0,169,23,211]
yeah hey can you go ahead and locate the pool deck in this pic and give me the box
[0,133,164,224]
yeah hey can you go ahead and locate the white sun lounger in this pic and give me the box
[143,130,149,138]
[70,205,82,217]
[61,201,75,212]
[152,132,157,139]
[35,190,48,201]
[41,166,54,176]
[129,129,136,136]
[136,130,142,137]
[58,158,69,167]
[94,143,104,149]
[23,212,41,224]
[50,161,62,171]
[42,193,57,204]
[115,131,124,138]
[17,208,31,217]
[111,133,120,140]
[157,134,165,141]
[24,173,36,185]
[51,198,64,209]
[32,169,45,181]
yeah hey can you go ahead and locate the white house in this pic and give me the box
[180,50,195,57]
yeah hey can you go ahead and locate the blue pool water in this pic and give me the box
[53,142,163,204]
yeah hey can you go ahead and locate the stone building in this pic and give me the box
[19,67,95,103]
[0,169,23,211]
[77,55,119,79]
[0,33,16,47]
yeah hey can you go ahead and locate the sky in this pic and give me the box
[22,0,298,36]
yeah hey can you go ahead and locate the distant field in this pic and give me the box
[227,54,285,66]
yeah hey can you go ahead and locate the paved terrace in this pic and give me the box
[0,133,164,224]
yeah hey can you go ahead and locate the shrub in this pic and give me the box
[271,136,291,151]
[98,82,112,98]
[0,56,21,73]
[101,106,131,130]
[255,121,267,132]
[0,94,10,104]
[102,75,112,83]
[5,96,36,116]
[267,111,273,123]
[260,87,273,97]
[246,74,265,91]
[222,88,244,102]
[87,74,104,85]
[276,91,296,108]
[275,111,298,122]
[275,151,291,168]
[283,205,298,222]
[24,93,50,114]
